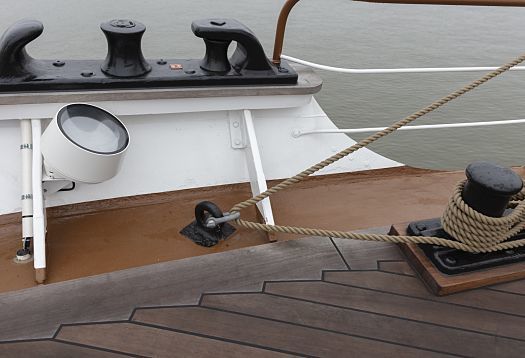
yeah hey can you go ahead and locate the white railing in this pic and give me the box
[284,54,525,137]
[282,54,525,74]
[293,118,525,137]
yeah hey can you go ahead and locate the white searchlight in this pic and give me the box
[41,103,130,183]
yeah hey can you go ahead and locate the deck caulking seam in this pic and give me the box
[195,303,466,357]
[328,237,351,270]
[321,278,525,319]
[129,320,313,358]
[52,338,141,357]
[262,291,525,343]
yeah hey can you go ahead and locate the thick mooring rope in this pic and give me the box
[442,181,525,250]
[230,53,525,253]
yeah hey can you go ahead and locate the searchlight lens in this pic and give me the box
[57,104,129,154]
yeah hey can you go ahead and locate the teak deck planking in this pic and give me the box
[2,235,525,357]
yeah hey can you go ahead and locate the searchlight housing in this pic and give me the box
[41,103,130,184]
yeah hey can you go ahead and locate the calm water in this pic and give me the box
[3,0,525,169]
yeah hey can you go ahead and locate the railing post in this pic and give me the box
[272,0,301,65]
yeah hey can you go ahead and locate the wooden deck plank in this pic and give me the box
[324,271,525,316]
[56,323,286,358]
[0,237,346,341]
[201,292,525,357]
[265,281,525,340]
[132,306,451,357]
[331,239,403,270]
[378,261,415,276]
[489,280,525,295]
[0,340,125,357]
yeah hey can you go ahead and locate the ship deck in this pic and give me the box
[0,166,474,293]
[2,235,525,357]
[2,166,525,356]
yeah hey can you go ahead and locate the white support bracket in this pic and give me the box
[229,110,276,240]
[31,119,46,283]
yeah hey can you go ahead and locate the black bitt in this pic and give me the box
[462,161,522,217]
[191,18,274,73]
[100,19,151,78]
[0,18,297,92]
[199,39,232,73]
[180,201,236,247]
[0,19,44,79]
[408,161,524,275]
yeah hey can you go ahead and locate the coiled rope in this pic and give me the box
[442,181,525,251]
[230,52,525,253]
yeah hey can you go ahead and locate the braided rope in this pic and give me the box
[513,188,525,201]
[229,52,525,253]
[442,181,525,249]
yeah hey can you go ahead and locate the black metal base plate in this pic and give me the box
[180,221,236,247]
[0,59,297,92]
[407,218,525,275]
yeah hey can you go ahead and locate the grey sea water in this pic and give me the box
[2,0,525,169]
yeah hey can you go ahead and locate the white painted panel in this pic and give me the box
[253,99,400,179]
[0,96,400,215]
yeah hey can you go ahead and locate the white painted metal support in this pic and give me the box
[229,114,246,149]
[241,110,275,230]
[31,119,46,283]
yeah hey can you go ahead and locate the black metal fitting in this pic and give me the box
[0,18,297,92]
[180,201,236,247]
[191,18,274,73]
[0,19,44,79]
[462,161,523,217]
[22,237,31,250]
[408,217,525,275]
[15,237,32,262]
[195,201,224,232]
[100,19,151,78]
[407,161,525,275]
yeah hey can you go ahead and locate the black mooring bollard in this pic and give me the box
[462,161,523,218]
[100,19,151,78]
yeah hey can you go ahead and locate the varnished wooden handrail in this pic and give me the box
[355,0,525,6]
[272,0,301,65]
[272,0,525,66]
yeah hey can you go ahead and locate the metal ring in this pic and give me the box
[195,201,223,229]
